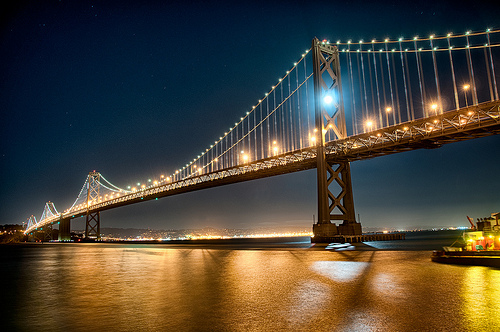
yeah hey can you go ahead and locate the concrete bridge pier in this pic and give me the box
[58,219,71,241]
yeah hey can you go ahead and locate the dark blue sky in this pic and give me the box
[1,0,499,230]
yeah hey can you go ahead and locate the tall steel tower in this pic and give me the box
[311,38,361,242]
[85,171,101,240]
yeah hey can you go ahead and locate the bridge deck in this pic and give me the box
[27,101,499,233]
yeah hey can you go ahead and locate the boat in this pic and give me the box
[431,212,500,267]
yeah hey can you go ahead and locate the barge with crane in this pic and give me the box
[432,212,500,267]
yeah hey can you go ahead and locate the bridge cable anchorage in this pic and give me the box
[23,29,500,238]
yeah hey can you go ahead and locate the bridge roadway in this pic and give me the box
[29,101,500,233]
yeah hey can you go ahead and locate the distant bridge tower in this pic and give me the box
[85,171,101,240]
[311,38,361,242]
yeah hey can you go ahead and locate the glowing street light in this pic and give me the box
[431,103,438,113]
[385,107,392,127]
[365,120,373,132]
[463,84,470,107]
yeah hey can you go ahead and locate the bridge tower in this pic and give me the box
[311,38,361,242]
[85,171,101,240]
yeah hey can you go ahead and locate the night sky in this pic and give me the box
[1,0,499,231]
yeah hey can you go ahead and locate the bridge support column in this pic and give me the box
[43,224,54,242]
[85,211,101,240]
[311,38,361,243]
[58,219,71,241]
[84,171,101,240]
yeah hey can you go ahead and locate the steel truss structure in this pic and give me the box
[311,38,357,228]
[324,101,500,162]
[85,171,101,239]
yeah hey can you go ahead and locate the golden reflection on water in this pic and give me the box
[462,266,500,330]
[7,244,500,331]
[311,261,370,282]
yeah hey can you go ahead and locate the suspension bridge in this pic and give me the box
[24,29,500,242]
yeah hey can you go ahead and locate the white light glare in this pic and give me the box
[323,95,334,105]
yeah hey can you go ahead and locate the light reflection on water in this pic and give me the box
[2,243,500,331]
[311,261,370,282]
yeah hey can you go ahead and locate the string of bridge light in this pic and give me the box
[123,48,314,191]
[324,28,499,46]
[338,28,499,135]
[126,28,500,189]
[178,48,313,177]
[66,177,89,212]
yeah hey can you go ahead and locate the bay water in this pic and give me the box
[2,230,499,331]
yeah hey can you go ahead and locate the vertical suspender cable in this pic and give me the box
[280,83,285,151]
[391,51,401,123]
[296,66,303,150]
[372,43,382,128]
[414,39,426,118]
[447,35,459,109]
[378,51,388,126]
[266,97,270,158]
[367,50,376,124]
[359,45,369,123]
[399,40,411,121]
[259,103,263,159]
[225,135,228,168]
[253,105,257,160]
[273,89,277,145]
[404,50,415,120]
[430,37,442,114]
[304,57,310,145]
[248,111,251,158]
[465,33,478,105]
[486,31,499,100]
[288,74,294,151]
[230,130,233,167]
[484,47,494,102]
[347,46,358,134]
[356,50,365,121]
[385,42,396,124]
